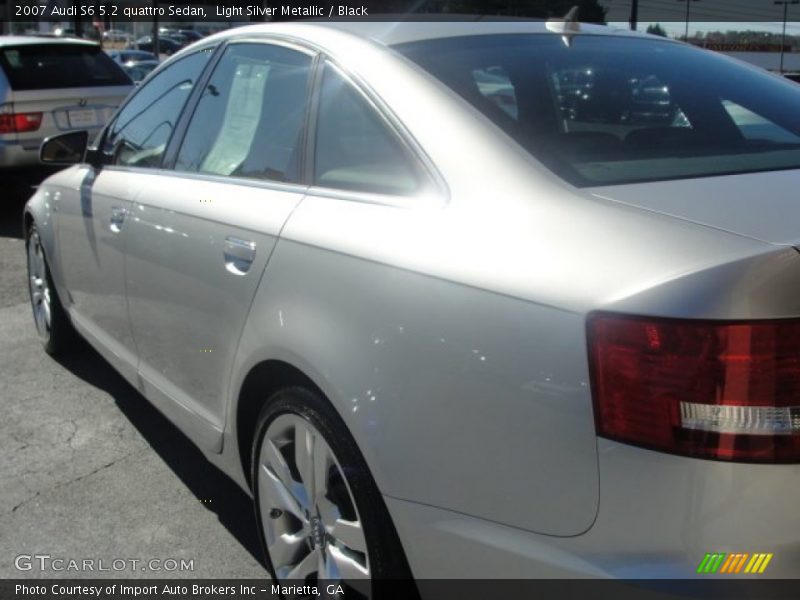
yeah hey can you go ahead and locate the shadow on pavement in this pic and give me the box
[53,344,267,570]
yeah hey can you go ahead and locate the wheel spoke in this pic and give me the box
[313,436,332,504]
[41,289,51,328]
[33,306,44,333]
[330,518,367,554]
[283,547,317,580]
[258,464,305,521]
[263,438,310,512]
[294,421,316,500]
[35,246,45,277]
[328,545,370,585]
[268,531,308,569]
[318,551,330,579]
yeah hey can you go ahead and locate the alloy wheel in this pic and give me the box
[27,230,52,340]
[257,413,370,595]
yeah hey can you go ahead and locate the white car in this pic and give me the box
[0,36,131,169]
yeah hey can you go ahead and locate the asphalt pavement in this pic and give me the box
[0,172,267,579]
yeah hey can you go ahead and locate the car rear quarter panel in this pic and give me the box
[231,229,600,537]
[231,181,794,539]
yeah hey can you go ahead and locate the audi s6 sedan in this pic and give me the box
[24,20,800,591]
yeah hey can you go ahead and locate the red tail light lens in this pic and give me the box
[588,313,800,463]
[0,112,43,134]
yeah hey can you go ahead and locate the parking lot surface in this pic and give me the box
[0,173,266,579]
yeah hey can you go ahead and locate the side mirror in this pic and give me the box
[40,131,89,165]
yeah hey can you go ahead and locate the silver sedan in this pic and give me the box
[24,20,800,590]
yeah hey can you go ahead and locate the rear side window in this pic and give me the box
[104,49,212,169]
[0,44,130,90]
[314,64,421,195]
[397,35,800,187]
[175,43,312,183]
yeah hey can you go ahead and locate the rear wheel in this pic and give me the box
[26,225,75,355]
[252,387,414,598]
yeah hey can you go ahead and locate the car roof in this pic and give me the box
[0,35,99,48]
[209,19,651,47]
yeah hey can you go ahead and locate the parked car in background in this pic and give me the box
[174,29,204,43]
[52,27,77,38]
[102,29,132,44]
[26,21,800,592]
[783,72,800,84]
[0,36,132,169]
[121,59,159,84]
[129,36,183,56]
[106,49,158,65]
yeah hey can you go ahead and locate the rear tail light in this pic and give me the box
[588,313,800,463]
[0,112,43,134]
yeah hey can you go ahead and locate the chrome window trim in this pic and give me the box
[100,165,311,197]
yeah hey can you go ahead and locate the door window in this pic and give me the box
[103,49,213,168]
[175,43,312,184]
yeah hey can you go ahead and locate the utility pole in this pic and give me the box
[153,0,160,58]
[630,0,638,30]
[676,0,701,41]
[1,0,9,34]
[775,0,799,73]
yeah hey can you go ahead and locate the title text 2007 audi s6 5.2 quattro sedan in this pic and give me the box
[24,20,800,591]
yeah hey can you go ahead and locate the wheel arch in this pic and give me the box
[235,358,324,490]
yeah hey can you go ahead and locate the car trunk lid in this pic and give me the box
[588,169,800,246]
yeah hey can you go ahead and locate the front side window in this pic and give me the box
[103,49,212,168]
[313,64,422,195]
[175,43,312,183]
[397,35,800,186]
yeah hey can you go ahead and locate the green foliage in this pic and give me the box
[646,23,668,37]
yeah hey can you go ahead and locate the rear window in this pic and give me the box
[396,35,800,187]
[0,44,131,90]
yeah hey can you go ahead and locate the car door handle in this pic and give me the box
[223,236,256,275]
[110,206,126,233]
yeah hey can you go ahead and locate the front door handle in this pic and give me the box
[110,206,126,233]
[223,236,256,275]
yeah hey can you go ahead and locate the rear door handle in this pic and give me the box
[110,206,126,232]
[223,236,256,275]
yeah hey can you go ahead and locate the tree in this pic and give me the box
[646,23,668,37]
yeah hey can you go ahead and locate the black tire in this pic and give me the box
[252,386,417,598]
[26,224,76,355]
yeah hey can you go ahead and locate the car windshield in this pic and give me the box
[0,44,130,90]
[395,34,800,187]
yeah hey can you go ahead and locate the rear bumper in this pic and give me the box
[0,137,40,168]
[387,439,800,579]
